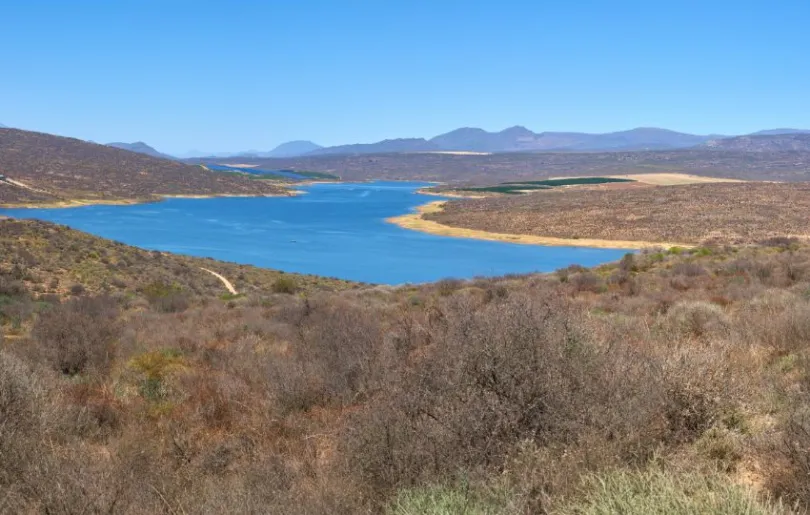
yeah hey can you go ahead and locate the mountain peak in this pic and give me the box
[500,125,533,135]
[107,141,174,160]
[268,140,322,157]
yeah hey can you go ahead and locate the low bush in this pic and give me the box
[558,468,787,515]
[272,275,298,294]
[32,295,120,375]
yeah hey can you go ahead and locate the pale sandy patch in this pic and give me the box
[387,201,692,250]
[604,173,745,186]
[0,191,295,209]
[221,163,260,168]
[416,188,485,199]
[200,267,238,294]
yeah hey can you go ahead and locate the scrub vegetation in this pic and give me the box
[3,220,810,513]
[428,181,810,246]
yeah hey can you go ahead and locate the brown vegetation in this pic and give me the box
[0,128,290,206]
[4,221,810,512]
[426,182,810,246]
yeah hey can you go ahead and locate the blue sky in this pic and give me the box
[1,0,808,154]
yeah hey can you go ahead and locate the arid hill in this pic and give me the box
[425,182,810,245]
[705,133,810,152]
[215,145,810,184]
[0,128,290,206]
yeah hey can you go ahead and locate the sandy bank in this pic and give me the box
[0,191,297,209]
[416,188,485,199]
[387,201,693,250]
[605,173,745,186]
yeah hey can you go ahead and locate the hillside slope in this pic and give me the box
[706,133,810,152]
[0,129,290,206]
[241,145,810,183]
[425,182,810,245]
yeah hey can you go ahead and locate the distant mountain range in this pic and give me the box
[87,127,810,161]
[748,128,810,136]
[705,133,810,152]
[279,127,810,157]
[107,141,175,160]
[0,123,7,129]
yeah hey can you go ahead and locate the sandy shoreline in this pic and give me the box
[0,191,297,209]
[416,188,485,199]
[387,201,693,250]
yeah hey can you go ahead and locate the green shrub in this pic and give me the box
[559,469,786,515]
[141,281,189,313]
[387,484,502,515]
[272,275,298,294]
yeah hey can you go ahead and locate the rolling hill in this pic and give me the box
[0,128,290,206]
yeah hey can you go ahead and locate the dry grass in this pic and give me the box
[427,182,810,246]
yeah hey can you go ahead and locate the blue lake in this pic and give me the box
[0,181,631,284]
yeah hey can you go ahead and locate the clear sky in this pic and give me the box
[1,0,808,154]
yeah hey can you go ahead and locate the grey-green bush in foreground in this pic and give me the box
[559,469,790,515]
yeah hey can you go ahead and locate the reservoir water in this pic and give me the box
[0,181,631,284]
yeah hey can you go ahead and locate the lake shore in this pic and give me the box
[388,200,693,250]
[0,191,298,209]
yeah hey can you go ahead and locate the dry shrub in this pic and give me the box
[672,262,708,277]
[436,278,464,297]
[342,293,671,505]
[0,351,45,486]
[737,291,810,353]
[771,407,810,507]
[571,272,606,293]
[659,301,730,339]
[32,295,121,375]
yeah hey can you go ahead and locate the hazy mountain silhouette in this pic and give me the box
[107,141,175,160]
[267,140,322,157]
[310,126,718,155]
[309,138,440,155]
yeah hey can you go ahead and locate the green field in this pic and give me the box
[460,176,635,195]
